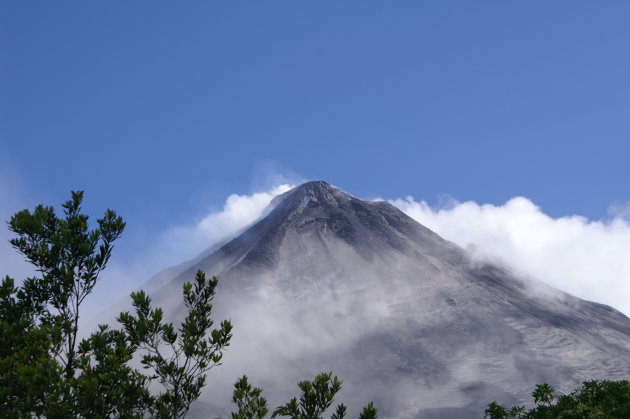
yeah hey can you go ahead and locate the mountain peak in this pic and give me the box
[220,181,464,272]
[294,180,335,192]
[270,180,342,208]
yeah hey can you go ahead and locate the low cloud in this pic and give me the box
[140,183,294,272]
[88,183,295,317]
[389,195,630,316]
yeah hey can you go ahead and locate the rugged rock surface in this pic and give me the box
[146,181,630,418]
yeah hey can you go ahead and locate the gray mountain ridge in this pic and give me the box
[145,181,630,418]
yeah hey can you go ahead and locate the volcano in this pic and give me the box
[144,181,630,418]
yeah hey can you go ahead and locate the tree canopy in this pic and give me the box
[485,380,630,418]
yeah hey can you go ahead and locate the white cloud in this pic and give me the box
[84,183,295,324]
[197,184,293,244]
[144,184,294,270]
[389,196,630,316]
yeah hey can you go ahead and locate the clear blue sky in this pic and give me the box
[2,2,629,249]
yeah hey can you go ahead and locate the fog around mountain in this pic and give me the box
[87,180,630,320]
[141,181,630,418]
[391,195,630,317]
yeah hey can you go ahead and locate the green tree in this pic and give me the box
[358,402,377,419]
[0,276,66,416]
[1,191,232,418]
[231,375,269,419]
[531,383,555,407]
[231,373,377,419]
[1,191,126,416]
[485,380,630,418]
[272,372,347,419]
[72,324,153,417]
[119,271,233,418]
[484,401,508,419]
[8,191,125,380]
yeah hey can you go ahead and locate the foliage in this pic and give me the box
[73,324,153,417]
[531,383,555,407]
[358,402,378,419]
[485,380,630,418]
[1,191,126,416]
[272,372,346,419]
[0,276,66,416]
[8,190,125,379]
[231,373,377,419]
[0,191,232,418]
[119,271,233,418]
[231,375,269,419]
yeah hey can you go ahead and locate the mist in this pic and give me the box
[389,195,630,316]
[83,183,294,323]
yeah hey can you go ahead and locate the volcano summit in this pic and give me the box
[144,181,630,418]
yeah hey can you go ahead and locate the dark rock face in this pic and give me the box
[147,182,630,418]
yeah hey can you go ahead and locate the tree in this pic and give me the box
[1,191,232,418]
[230,372,377,419]
[231,375,269,419]
[531,383,555,407]
[272,373,347,419]
[485,380,630,418]
[1,191,125,416]
[7,191,125,380]
[118,271,233,418]
[0,276,66,415]
[72,324,153,417]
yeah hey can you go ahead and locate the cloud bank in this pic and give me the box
[389,196,630,316]
[92,184,295,310]
[142,184,294,271]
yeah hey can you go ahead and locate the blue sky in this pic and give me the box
[2,2,630,279]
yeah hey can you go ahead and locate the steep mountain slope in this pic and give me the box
[147,181,630,418]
